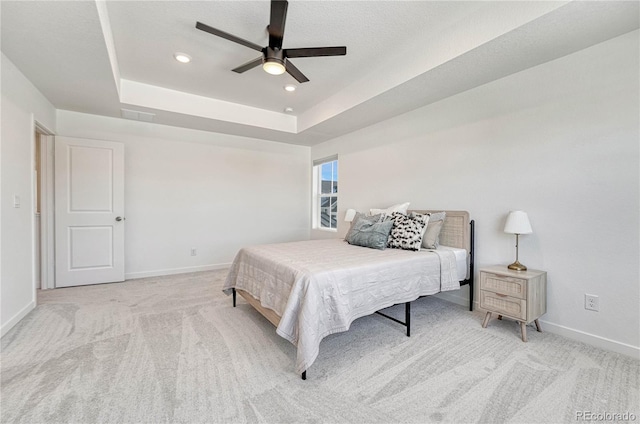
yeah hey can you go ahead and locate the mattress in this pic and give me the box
[436,245,468,281]
[223,239,467,373]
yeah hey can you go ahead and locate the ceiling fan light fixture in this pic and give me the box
[263,58,286,75]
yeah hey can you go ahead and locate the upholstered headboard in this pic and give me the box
[409,210,471,252]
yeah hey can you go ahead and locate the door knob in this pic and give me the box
[115,216,125,222]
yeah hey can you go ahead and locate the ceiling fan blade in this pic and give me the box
[232,56,264,73]
[268,0,288,49]
[285,60,309,83]
[284,47,347,58]
[196,21,263,52]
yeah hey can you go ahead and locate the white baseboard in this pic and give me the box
[538,319,640,360]
[1,300,35,338]
[469,300,639,360]
[125,263,231,280]
[434,288,477,309]
[434,292,469,308]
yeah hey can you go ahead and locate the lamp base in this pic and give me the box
[508,261,527,271]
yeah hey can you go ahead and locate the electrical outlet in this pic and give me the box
[585,294,599,311]
[190,248,197,256]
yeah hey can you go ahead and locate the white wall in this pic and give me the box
[56,111,310,279]
[1,53,56,335]
[311,31,640,357]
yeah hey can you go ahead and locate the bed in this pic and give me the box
[222,210,475,379]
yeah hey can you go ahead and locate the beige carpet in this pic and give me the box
[1,270,638,423]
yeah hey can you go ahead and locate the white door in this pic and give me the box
[55,137,125,287]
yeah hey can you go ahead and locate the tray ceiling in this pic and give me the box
[2,1,638,145]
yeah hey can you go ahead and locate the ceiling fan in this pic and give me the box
[195,0,347,83]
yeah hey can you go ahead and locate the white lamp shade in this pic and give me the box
[504,211,533,234]
[344,209,357,223]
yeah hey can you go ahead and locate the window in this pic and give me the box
[313,157,338,230]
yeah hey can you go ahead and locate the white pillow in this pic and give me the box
[369,202,410,218]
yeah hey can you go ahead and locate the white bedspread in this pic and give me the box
[223,239,464,373]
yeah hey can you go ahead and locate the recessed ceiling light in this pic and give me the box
[284,107,294,113]
[283,84,296,92]
[174,52,191,63]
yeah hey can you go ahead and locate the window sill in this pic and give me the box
[314,227,337,233]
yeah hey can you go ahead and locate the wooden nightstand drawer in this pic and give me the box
[480,290,527,320]
[480,272,526,299]
[480,266,547,342]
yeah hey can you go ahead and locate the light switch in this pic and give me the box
[13,195,20,208]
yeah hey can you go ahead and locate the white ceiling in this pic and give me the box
[2,1,638,146]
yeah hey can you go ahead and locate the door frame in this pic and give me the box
[34,120,55,290]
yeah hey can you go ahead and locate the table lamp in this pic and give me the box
[504,210,532,271]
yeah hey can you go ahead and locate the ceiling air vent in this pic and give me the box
[121,108,155,123]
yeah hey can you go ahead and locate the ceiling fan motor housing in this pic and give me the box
[265,47,285,65]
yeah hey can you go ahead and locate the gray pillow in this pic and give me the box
[419,211,446,249]
[346,217,394,250]
[345,212,382,240]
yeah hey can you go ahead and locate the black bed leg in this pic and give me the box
[232,288,236,307]
[406,302,411,337]
[469,219,475,312]
[301,371,306,380]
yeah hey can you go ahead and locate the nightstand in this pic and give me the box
[480,266,547,342]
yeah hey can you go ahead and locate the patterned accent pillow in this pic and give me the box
[346,217,394,250]
[386,212,430,251]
